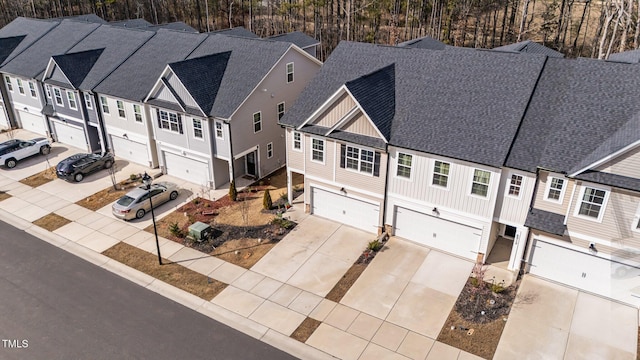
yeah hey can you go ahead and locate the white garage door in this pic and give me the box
[0,104,8,129]
[394,207,481,260]
[111,135,148,166]
[164,151,209,185]
[311,187,379,233]
[53,121,87,151]
[17,109,47,135]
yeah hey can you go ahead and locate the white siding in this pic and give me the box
[286,128,304,171]
[595,147,640,179]
[495,170,536,225]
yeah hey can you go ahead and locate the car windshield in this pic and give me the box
[117,196,136,206]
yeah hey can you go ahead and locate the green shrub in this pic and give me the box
[491,283,505,293]
[129,173,138,181]
[168,222,184,238]
[263,189,272,210]
[271,217,295,229]
[229,181,237,201]
[367,239,383,252]
[192,198,200,205]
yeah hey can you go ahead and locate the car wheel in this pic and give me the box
[5,158,17,169]
[74,173,84,182]
[40,146,51,155]
[135,209,145,219]
[169,191,178,200]
[103,160,113,169]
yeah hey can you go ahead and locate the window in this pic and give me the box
[637,218,640,230]
[5,76,12,92]
[193,118,203,139]
[508,174,523,197]
[117,100,125,118]
[471,169,491,197]
[293,131,301,151]
[253,112,262,133]
[311,138,324,162]
[100,96,109,114]
[67,91,77,109]
[432,160,450,187]
[46,85,51,99]
[277,102,285,120]
[84,93,92,109]
[215,121,223,139]
[53,88,63,106]
[343,145,374,175]
[133,104,142,122]
[546,177,565,201]
[396,153,412,178]
[577,187,607,220]
[267,142,273,158]
[158,109,183,134]
[16,79,24,94]
[286,62,294,83]
[28,82,37,98]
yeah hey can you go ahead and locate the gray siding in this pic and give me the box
[595,148,640,179]
[102,96,147,136]
[53,88,84,120]
[166,72,198,109]
[50,66,69,84]
[313,92,354,127]
[532,171,576,215]
[212,157,230,188]
[212,120,229,159]
[7,75,44,109]
[154,85,176,103]
[184,115,211,155]
[151,106,188,149]
[494,170,536,225]
[84,92,99,125]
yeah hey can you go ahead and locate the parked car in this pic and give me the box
[0,138,51,168]
[56,152,114,182]
[112,182,179,220]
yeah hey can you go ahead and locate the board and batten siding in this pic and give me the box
[595,147,640,179]
[387,147,500,220]
[313,92,354,128]
[286,128,304,171]
[341,112,379,138]
[494,170,536,225]
[532,171,576,215]
[566,185,640,249]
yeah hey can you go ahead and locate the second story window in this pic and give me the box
[286,62,294,83]
[117,100,126,118]
[342,145,374,175]
[84,93,92,109]
[16,79,24,94]
[311,138,324,163]
[67,91,77,110]
[267,142,273,158]
[100,96,109,114]
[293,131,301,151]
[396,153,412,179]
[215,121,223,139]
[471,169,491,197]
[28,82,37,98]
[508,174,523,197]
[133,104,142,122]
[277,102,285,120]
[432,160,450,187]
[193,118,203,139]
[253,112,262,133]
[46,85,51,99]
[53,88,64,106]
[5,76,12,92]
[158,109,183,134]
[576,187,608,220]
[546,177,565,202]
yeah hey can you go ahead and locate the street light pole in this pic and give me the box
[143,172,162,265]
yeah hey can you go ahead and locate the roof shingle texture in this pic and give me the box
[494,40,564,58]
[0,17,60,66]
[51,48,104,88]
[0,36,25,65]
[269,31,319,48]
[524,208,567,236]
[397,36,446,50]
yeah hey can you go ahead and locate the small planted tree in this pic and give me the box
[263,189,272,210]
[229,181,237,201]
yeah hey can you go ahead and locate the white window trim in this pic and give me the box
[544,175,566,204]
[430,159,451,189]
[573,185,610,223]
[633,205,640,233]
[253,111,262,133]
[67,91,77,110]
[505,172,524,199]
[158,110,182,134]
[292,131,302,152]
[192,118,204,140]
[100,96,109,114]
[16,79,24,95]
[215,121,224,139]
[5,76,12,92]
[116,100,126,118]
[133,104,143,122]
[28,82,37,98]
[310,138,325,164]
[344,144,375,177]
[46,85,51,98]
[286,62,294,83]
[267,142,273,158]
[395,152,413,181]
[84,93,92,109]
[469,168,491,199]
[53,88,64,107]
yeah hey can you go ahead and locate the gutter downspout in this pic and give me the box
[0,76,16,129]
[381,143,391,235]
[225,120,235,185]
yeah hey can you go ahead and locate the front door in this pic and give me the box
[246,152,257,177]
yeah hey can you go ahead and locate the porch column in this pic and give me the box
[287,168,293,206]
[508,226,530,271]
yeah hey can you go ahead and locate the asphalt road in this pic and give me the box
[0,220,298,360]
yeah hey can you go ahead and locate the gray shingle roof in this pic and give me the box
[524,208,566,236]
[575,171,640,193]
[210,27,258,38]
[51,48,104,88]
[281,41,546,167]
[169,51,231,115]
[94,29,208,101]
[0,36,25,65]
[494,40,564,58]
[397,36,446,50]
[147,21,198,33]
[187,34,291,118]
[608,49,640,63]
[268,31,319,48]
[109,18,152,28]
[0,17,59,66]
[1,19,101,79]
[505,57,640,173]
[56,14,106,24]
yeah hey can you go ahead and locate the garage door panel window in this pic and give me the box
[311,138,324,163]
[339,144,380,176]
[575,187,608,221]
[545,177,565,203]
[157,109,183,134]
[471,169,491,197]
[432,160,450,188]
[396,153,412,179]
[193,118,203,139]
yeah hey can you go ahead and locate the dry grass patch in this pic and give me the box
[325,263,368,302]
[290,317,322,343]
[32,213,71,232]
[76,180,141,211]
[438,312,507,359]
[102,242,227,300]
[19,167,56,187]
[0,191,11,201]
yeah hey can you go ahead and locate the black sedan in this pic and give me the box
[56,152,114,182]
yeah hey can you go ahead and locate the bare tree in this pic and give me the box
[107,163,119,191]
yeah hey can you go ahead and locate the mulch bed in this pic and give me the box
[32,213,71,232]
[0,191,10,201]
[290,317,322,343]
[19,168,56,187]
[76,179,142,211]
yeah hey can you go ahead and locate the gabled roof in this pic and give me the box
[109,18,152,28]
[268,31,319,48]
[0,17,60,66]
[147,21,198,33]
[397,36,446,50]
[1,19,101,79]
[575,171,640,192]
[493,40,564,58]
[94,29,208,101]
[210,27,258,38]
[344,64,395,141]
[0,36,25,65]
[50,48,104,88]
[168,51,231,115]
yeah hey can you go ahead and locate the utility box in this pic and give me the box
[189,221,212,242]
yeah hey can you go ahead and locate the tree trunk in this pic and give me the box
[517,0,530,41]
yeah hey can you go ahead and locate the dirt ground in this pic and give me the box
[103,242,227,300]
[325,263,368,302]
[19,167,56,187]
[438,311,507,360]
[0,191,10,201]
[32,213,71,232]
[290,317,322,343]
[76,180,141,211]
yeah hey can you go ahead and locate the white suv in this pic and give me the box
[0,138,51,168]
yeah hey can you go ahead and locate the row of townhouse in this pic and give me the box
[0,16,321,188]
[280,40,640,307]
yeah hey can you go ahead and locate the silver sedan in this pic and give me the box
[112,182,179,220]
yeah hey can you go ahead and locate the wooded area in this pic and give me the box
[0,0,638,60]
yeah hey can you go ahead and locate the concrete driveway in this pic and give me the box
[494,276,638,360]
